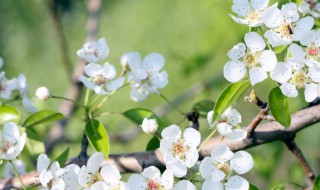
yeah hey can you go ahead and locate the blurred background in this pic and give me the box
[0,0,319,189]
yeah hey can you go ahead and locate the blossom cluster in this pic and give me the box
[225,0,320,102]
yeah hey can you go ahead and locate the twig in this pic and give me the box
[247,105,269,137]
[187,111,200,130]
[284,139,315,185]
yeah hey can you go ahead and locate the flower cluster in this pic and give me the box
[0,58,37,112]
[225,0,320,102]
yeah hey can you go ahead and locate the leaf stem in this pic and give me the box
[51,95,86,109]
[9,160,27,190]
[197,129,217,152]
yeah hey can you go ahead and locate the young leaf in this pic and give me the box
[26,127,42,141]
[0,105,20,124]
[85,119,110,159]
[123,108,167,133]
[211,80,250,123]
[54,148,69,167]
[271,184,286,190]
[146,136,160,151]
[314,175,320,190]
[269,87,291,127]
[23,110,64,128]
[193,99,215,117]
[249,183,260,190]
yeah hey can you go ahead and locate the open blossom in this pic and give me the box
[159,125,201,177]
[36,86,50,100]
[37,154,65,190]
[262,3,314,47]
[270,43,320,102]
[128,166,173,190]
[78,152,128,190]
[60,164,82,190]
[0,72,17,99]
[79,62,124,95]
[141,118,158,134]
[229,0,270,27]
[224,32,277,86]
[16,74,37,112]
[200,144,254,190]
[173,180,196,190]
[77,38,109,63]
[207,107,247,141]
[300,30,320,68]
[122,52,168,102]
[0,122,26,160]
[299,0,320,18]
[4,160,26,179]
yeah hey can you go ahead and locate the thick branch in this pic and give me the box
[2,103,320,189]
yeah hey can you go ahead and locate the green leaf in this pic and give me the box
[274,45,287,54]
[146,136,160,151]
[249,183,260,190]
[26,127,42,141]
[193,99,215,117]
[314,175,320,190]
[211,80,250,123]
[85,119,110,159]
[54,148,69,167]
[23,110,64,128]
[123,108,167,133]
[0,105,20,124]
[271,184,286,190]
[269,87,291,127]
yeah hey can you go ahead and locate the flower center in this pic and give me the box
[0,140,13,153]
[92,74,107,86]
[214,161,233,182]
[306,43,320,61]
[110,184,121,190]
[242,52,261,68]
[173,139,189,160]
[85,172,103,187]
[245,10,262,24]
[147,179,160,190]
[274,23,294,38]
[306,0,317,9]
[291,71,309,89]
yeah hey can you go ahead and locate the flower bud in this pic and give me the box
[35,86,50,100]
[141,118,158,134]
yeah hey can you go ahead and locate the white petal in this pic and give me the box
[231,0,250,17]
[3,122,20,144]
[161,125,181,141]
[224,60,247,83]
[249,67,268,86]
[251,0,269,11]
[227,43,246,60]
[0,57,3,68]
[22,97,37,113]
[91,181,108,190]
[225,176,249,190]
[262,3,283,28]
[130,87,149,102]
[199,157,215,179]
[227,108,242,126]
[211,144,233,163]
[78,166,90,186]
[39,171,53,187]
[141,166,161,179]
[309,67,320,82]
[183,128,201,147]
[106,77,125,92]
[49,161,60,175]
[244,32,266,53]
[84,63,102,77]
[300,30,316,46]
[159,139,173,156]
[185,148,199,168]
[293,16,314,42]
[166,160,187,178]
[101,164,121,184]
[229,14,249,25]
[128,174,146,190]
[161,170,174,189]
[217,123,233,136]
[226,129,247,141]
[142,53,165,71]
[281,3,299,23]
[280,83,299,97]
[270,62,292,83]
[207,110,214,126]
[264,30,291,47]
[102,62,117,80]
[288,43,306,63]
[173,180,196,190]
[37,154,50,173]
[202,179,224,190]
[230,151,254,174]
[123,52,142,71]
[259,50,277,72]
[87,152,104,173]
[52,178,65,190]
[304,83,319,102]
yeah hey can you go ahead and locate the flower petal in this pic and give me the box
[87,152,103,174]
[229,14,249,25]
[289,43,306,63]
[226,129,247,141]
[210,144,233,163]
[185,148,199,168]
[202,179,224,190]
[4,122,20,144]
[227,43,246,60]
[106,77,125,92]
[207,110,214,126]
[280,83,298,97]
[281,2,299,23]
[199,157,215,179]
[262,3,283,28]
[217,123,233,136]
[128,174,146,190]
[304,83,319,102]
[183,128,201,147]
[166,160,187,178]
[230,151,254,174]
[249,67,268,86]
[142,53,165,71]
[309,67,320,82]
[224,60,247,83]
[250,0,269,11]
[244,32,266,53]
[37,154,50,173]
[259,50,277,71]
[101,164,121,184]
[225,175,249,190]
[270,62,292,83]
[161,125,181,141]
[161,169,174,189]
[141,166,161,180]
[300,30,316,46]
[102,62,117,80]
[293,16,314,42]
[173,180,196,190]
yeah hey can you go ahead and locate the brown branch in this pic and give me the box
[2,103,320,189]
[44,0,102,154]
[247,105,269,137]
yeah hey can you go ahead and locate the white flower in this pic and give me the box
[128,166,173,190]
[270,43,320,102]
[159,125,201,177]
[141,118,158,134]
[299,0,320,18]
[262,3,314,47]
[299,30,320,68]
[207,107,247,141]
[35,86,50,100]
[173,180,196,190]
[77,38,109,63]
[0,72,17,99]
[224,32,277,85]
[16,74,37,113]
[124,52,169,102]
[79,62,124,95]
[0,122,26,160]
[200,144,254,190]
[37,154,65,190]
[78,152,127,190]
[60,164,81,190]
[229,0,270,27]
[3,160,26,179]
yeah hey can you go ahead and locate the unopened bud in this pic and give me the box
[35,86,50,100]
[141,118,158,134]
